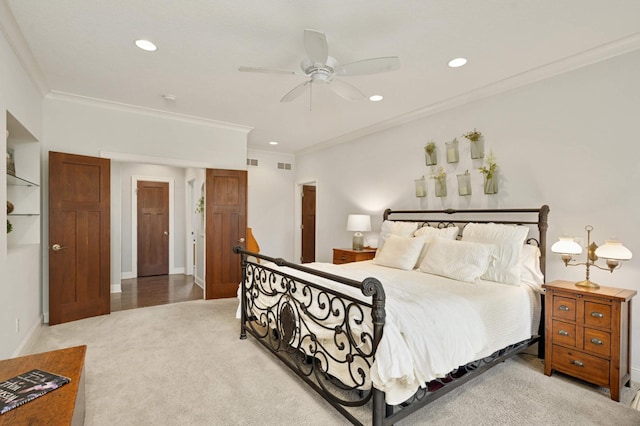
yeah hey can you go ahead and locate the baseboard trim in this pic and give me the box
[111,283,122,293]
[194,276,204,289]
[121,271,136,279]
[631,366,639,384]
[13,315,44,357]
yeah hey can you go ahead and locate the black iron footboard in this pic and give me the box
[233,246,387,425]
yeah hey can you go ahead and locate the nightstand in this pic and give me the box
[543,280,636,401]
[333,248,376,264]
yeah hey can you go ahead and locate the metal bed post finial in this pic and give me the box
[361,276,386,426]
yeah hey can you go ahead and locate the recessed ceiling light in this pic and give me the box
[448,57,467,68]
[135,39,157,52]
[269,141,278,145]
[369,95,383,102]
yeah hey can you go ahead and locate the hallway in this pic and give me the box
[111,274,203,312]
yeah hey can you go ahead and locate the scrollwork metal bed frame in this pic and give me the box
[234,206,549,425]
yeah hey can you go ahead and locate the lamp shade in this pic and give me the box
[347,214,371,232]
[595,240,632,260]
[551,237,582,255]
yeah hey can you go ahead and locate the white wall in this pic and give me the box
[295,50,640,378]
[247,149,296,260]
[0,27,44,359]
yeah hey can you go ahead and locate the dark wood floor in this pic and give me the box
[111,274,204,312]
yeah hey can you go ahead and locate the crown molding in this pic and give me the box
[47,91,253,134]
[100,151,216,169]
[0,1,49,96]
[297,32,640,156]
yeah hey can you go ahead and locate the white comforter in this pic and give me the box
[239,260,541,405]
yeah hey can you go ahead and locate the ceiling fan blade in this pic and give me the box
[238,66,302,75]
[328,79,366,101]
[280,80,311,102]
[335,56,400,76]
[304,29,329,65]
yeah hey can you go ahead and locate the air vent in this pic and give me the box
[277,162,292,170]
[246,158,259,166]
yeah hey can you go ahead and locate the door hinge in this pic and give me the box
[300,224,304,230]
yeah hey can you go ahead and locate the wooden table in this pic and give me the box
[0,345,86,425]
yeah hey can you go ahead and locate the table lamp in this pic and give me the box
[347,214,371,251]
[551,225,632,289]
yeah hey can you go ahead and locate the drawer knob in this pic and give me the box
[571,360,584,367]
[559,305,570,311]
[558,330,570,337]
[340,255,346,261]
[591,312,604,318]
[590,338,603,345]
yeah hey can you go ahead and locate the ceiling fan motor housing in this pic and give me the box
[301,56,338,83]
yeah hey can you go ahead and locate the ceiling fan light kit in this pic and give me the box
[239,29,399,104]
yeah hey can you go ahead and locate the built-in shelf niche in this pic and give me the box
[6,111,40,248]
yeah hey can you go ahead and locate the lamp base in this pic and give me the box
[352,233,364,251]
[575,279,600,290]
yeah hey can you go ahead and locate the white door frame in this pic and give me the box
[294,179,318,264]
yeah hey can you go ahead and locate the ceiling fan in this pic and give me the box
[239,29,400,103]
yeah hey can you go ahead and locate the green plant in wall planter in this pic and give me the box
[479,151,498,194]
[463,128,484,159]
[430,166,447,197]
[7,219,13,233]
[424,141,437,166]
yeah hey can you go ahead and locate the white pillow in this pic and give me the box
[414,225,459,239]
[372,234,424,271]
[462,223,529,285]
[378,220,419,250]
[419,238,494,283]
[520,244,544,286]
[413,225,459,268]
[380,220,419,237]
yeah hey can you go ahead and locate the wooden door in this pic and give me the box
[301,185,316,263]
[137,181,169,277]
[49,152,110,325]
[205,169,247,299]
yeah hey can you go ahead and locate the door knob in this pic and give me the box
[51,243,66,251]
[238,238,245,243]
[163,231,169,235]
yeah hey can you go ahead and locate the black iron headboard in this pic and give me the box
[382,205,550,278]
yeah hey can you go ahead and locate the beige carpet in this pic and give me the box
[23,299,640,425]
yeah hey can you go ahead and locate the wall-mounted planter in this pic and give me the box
[484,175,498,194]
[415,177,427,197]
[425,143,437,166]
[446,139,459,163]
[470,136,484,159]
[457,172,471,196]
[435,179,447,197]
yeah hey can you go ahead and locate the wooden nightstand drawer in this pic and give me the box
[334,251,357,264]
[552,296,576,321]
[551,320,576,347]
[552,345,610,387]
[333,248,376,264]
[584,328,611,357]
[584,302,611,329]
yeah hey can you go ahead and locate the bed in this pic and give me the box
[234,206,549,425]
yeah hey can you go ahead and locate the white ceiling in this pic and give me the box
[3,1,640,154]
